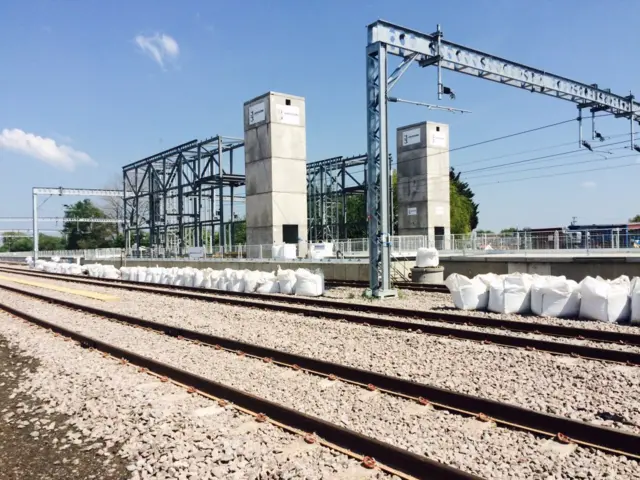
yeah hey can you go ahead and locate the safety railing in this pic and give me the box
[3,228,640,261]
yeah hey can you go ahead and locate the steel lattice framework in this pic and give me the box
[365,20,640,297]
[306,154,367,242]
[122,136,245,256]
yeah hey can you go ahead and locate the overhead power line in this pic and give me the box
[464,147,630,180]
[460,137,637,175]
[471,154,640,187]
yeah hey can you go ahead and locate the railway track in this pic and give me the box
[2,283,640,471]
[0,292,474,480]
[325,279,450,293]
[2,267,640,367]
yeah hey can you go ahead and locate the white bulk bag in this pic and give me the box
[172,269,185,286]
[244,271,262,293]
[579,276,630,323]
[102,265,120,280]
[488,273,533,314]
[68,264,83,276]
[445,273,490,311]
[136,267,148,283]
[277,268,297,295]
[416,248,439,268]
[631,277,640,325]
[531,277,580,318]
[201,269,212,289]
[229,270,247,292]
[208,270,222,289]
[294,269,324,297]
[256,273,280,294]
[181,268,196,288]
[193,269,204,288]
[120,267,131,281]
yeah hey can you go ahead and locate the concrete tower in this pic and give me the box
[396,121,450,247]
[243,92,308,254]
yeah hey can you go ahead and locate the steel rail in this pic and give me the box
[0,300,480,480]
[2,267,640,353]
[4,265,640,346]
[2,283,640,459]
[325,279,449,292]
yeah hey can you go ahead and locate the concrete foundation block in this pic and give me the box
[411,266,445,284]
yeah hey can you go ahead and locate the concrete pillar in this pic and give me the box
[243,92,308,257]
[396,121,451,248]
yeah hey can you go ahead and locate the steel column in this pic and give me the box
[32,192,38,261]
[366,41,395,297]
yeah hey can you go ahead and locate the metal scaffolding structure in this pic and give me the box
[122,135,246,256]
[306,154,367,242]
[307,153,396,243]
[365,19,640,297]
[32,187,125,261]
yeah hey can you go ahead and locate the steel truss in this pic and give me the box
[32,187,125,261]
[307,154,367,242]
[122,136,246,256]
[365,20,640,297]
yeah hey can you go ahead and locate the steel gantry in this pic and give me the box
[32,187,126,261]
[122,136,246,256]
[365,20,640,297]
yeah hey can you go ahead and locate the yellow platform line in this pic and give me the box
[0,275,119,302]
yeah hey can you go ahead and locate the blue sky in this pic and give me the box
[1,0,639,233]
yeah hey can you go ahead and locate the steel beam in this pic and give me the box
[0,217,123,223]
[369,20,640,120]
[32,187,126,197]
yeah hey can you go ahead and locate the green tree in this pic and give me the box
[63,200,118,249]
[630,215,640,223]
[0,232,66,252]
[233,221,246,244]
[500,227,518,234]
[450,168,479,231]
[476,229,494,234]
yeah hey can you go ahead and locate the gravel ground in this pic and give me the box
[1,295,638,479]
[322,286,640,334]
[0,312,394,480]
[0,334,129,480]
[2,272,640,356]
[6,267,640,336]
[1,273,639,434]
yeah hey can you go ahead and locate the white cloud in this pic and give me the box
[134,33,179,68]
[0,128,95,171]
[581,180,597,188]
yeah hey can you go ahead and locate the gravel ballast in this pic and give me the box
[0,273,639,435]
[1,294,639,479]
[0,312,391,480]
[2,272,640,356]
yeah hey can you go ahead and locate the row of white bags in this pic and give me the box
[119,265,324,297]
[445,272,640,324]
[30,260,325,297]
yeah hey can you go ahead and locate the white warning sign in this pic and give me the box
[407,207,417,216]
[401,128,421,146]
[431,133,446,147]
[277,105,300,125]
[248,102,266,125]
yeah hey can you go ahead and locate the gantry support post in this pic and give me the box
[366,41,396,298]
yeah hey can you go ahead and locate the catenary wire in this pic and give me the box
[471,154,640,187]
[459,137,637,175]
[463,147,631,180]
